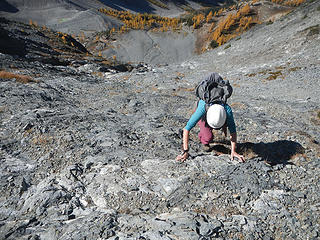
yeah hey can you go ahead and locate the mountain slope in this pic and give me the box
[0,1,319,239]
[0,0,226,35]
[0,0,303,65]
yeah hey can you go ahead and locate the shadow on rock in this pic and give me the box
[211,144,230,155]
[0,24,26,56]
[237,140,305,165]
[0,1,19,13]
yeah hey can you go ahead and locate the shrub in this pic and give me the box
[239,4,251,16]
[266,20,273,25]
[224,44,231,49]
[185,16,194,26]
[210,40,219,49]
[306,25,320,36]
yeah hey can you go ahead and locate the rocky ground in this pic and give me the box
[0,1,320,240]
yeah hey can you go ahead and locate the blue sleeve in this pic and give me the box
[184,100,206,131]
[225,104,236,134]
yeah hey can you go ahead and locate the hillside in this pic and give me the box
[0,0,233,65]
[0,0,303,65]
[91,1,296,64]
[0,0,320,239]
[0,0,225,34]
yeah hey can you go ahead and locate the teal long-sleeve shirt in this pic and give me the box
[184,100,236,134]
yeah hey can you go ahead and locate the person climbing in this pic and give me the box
[176,72,245,163]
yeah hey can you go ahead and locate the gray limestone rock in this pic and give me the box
[1,1,320,239]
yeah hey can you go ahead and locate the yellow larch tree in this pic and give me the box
[206,11,213,23]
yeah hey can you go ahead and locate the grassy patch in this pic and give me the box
[0,71,37,83]
[230,102,246,109]
[266,71,283,80]
[176,87,195,92]
[175,72,185,80]
[92,72,104,78]
[275,66,285,70]
[32,134,53,145]
[253,68,285,81]
[258,69,271,75]
[151,86,158,92]
[101,60,113,65]
[122,75,130,81]
[288,66,301,72]
[246,73,257,77]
